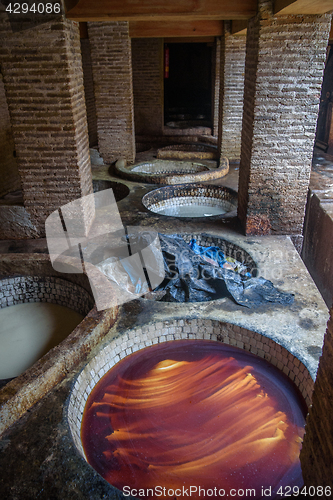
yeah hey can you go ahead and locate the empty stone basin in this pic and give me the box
[68,320,309,498]
[132,160,208,175]
[0,276,93,383]
[142,184,237,218]
[115,159,229,185]
[92,180,130,203]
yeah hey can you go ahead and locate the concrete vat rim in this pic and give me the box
[67,318,313,470]
[114,158,229,185]
[141,183,237,218]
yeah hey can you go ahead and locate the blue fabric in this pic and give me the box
[189,239,226,266]
[189,239,251,277]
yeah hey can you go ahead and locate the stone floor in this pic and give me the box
[0,147,331,499]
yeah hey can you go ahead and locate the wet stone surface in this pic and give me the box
[0,148,330,499]
[0,378,132,500]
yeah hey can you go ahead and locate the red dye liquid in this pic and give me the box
[81,340,305,499]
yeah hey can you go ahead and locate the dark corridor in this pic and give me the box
[164,43,213,127]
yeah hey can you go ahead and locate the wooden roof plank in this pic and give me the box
[65,0,257,22]
[129,20,223,38]
[274,0,333,15]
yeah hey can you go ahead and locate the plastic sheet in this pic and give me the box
[96,255,149,296]
[93,228,165,302]
[155,234,294,308]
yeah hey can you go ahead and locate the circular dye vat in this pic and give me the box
[115,159,229,185]
[144,233,258,303]
[0,302,83,379]
[81,340,305,499]
[0,275,93,384]
[131,160,209,175]
[155,204,225,217]
[142,184,237,218]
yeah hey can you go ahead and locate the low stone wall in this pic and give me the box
[157,143,218,160]
[0,205,39,240]
[302,192,333,308]
[301,306,333,488]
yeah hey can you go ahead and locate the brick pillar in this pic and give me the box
[218,24,246,162]
[0,72,21,198]
[300,304,333,487]
[132,38,164,137]
[212,38,221,137]
[238,1,332,235]
[88,22,135,164]
[0,9,93,236]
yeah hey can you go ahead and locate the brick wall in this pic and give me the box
[0,72,21,198]
[88,22,135,164]
[212,38,220,137]
[132,38,164,136]
[0,9,93,236]
[300,305,333,488]
[238,0,332,235]
[218,25,246,161]
[80,39,98,147]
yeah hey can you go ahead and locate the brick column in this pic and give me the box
[0,72,21,198]
[0,8,93,236]
[238,1,332,235]
[132,38,164,137]
[300,304,333,486]
[218,24,246,162]
[212,37,221,137]
[88,22,135,164]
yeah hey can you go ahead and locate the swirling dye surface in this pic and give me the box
[82,340,305,498]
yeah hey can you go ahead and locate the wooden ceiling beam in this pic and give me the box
[274,0,333,16]
[64,0,257,22]
[164,37,216,43]
[129,20,223,38]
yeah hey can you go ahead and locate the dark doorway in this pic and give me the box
[164,43,213,128]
